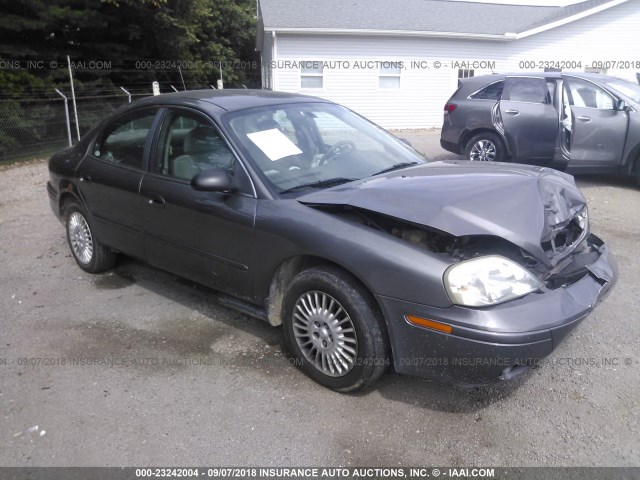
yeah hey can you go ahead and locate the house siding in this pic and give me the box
[265,0,640,129]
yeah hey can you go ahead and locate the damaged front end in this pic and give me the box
[538,174,591,268]
[299,164,609,305]
[356,207,616,384]
[310,201,606,301]
[297,163,617,384]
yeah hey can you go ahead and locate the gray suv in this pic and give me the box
[440,72,640,184]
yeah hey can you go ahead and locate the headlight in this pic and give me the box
[445,256,543,307]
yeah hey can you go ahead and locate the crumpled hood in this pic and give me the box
[298,161,587,266]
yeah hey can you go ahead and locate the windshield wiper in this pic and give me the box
[373,162,419,176]
[279,177,357,195]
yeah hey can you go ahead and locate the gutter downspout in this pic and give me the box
[272,31,277,91]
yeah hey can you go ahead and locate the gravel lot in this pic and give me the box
[1,131,639,467]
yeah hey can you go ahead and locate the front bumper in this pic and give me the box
[47,181,59,218]
[376,236,617,385]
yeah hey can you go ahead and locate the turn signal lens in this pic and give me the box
[405,315,453,334]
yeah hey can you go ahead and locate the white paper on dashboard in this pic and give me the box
[246,128,303,161]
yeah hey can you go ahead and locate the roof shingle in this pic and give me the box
[259,0,621,36]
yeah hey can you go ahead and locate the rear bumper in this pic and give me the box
[439,139,461,155]
[439,119,464,155]
[376,238,617,385]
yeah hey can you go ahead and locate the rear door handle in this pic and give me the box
[504,109,520,115]
[79,175,91,183]
[147,193,166,208]
[577,116,592,122]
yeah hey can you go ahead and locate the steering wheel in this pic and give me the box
[318,140,355,166]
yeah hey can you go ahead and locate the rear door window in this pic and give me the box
[502,77,552,104]
[93,109,158,169]
[93,108,157,169]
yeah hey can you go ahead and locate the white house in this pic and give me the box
[256,0,640,129]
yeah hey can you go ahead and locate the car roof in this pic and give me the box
[132,89,332,112]
[454,71,632,98]
[461,71,627,84]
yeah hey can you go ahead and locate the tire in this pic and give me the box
[65,202,117,273]
[282,266,389,392]
[464,132,505,162]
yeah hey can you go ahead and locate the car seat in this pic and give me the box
[172,125,234,180]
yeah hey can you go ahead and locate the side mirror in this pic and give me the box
[614,98,626,111]
[191,169,235,192]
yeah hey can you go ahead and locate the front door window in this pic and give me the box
[155,112,236,181]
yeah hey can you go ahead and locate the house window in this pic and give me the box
[379,65,401,88]
[301,63,323,88]
[458,69,474,79]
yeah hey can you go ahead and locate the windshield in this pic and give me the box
[602,78,640,104]
[225,102,426,195]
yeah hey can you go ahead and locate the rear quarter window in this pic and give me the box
[469,81,504,100]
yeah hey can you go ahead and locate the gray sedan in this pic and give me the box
[48,90,617,391]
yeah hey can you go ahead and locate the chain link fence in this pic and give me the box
[0,93,152,162]
[74,93,151,138]
[0,98,68,162]
[0,66,262,163]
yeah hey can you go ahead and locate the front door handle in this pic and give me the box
[147,193,166,208]
[504,109,520,115]
[577,116,592,122]
[79,175,91,183]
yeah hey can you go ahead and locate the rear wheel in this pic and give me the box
[465,133,505,162]
[65,203,117,273]
[282,267,388,392]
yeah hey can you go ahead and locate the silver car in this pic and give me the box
[440,72,640,184]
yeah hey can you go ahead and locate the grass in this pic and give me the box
[0,146,63,171]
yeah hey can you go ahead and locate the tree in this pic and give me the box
[0,0,259,97]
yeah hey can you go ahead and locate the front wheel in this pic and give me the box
[465,133,505,162]
[282,267,389,392]
[65,203,118,273]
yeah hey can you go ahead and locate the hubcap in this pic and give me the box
[292,291,358,377]
[469,139,497,161]
[68,212,94,264]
